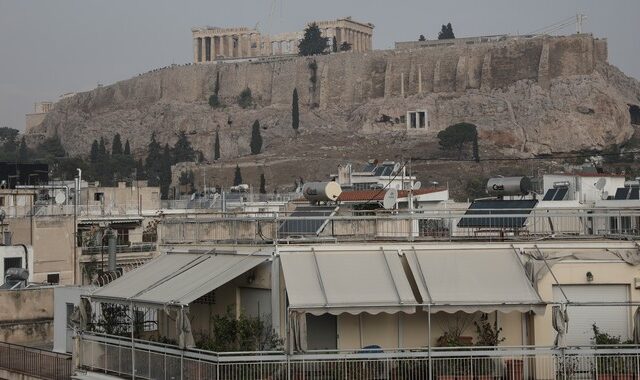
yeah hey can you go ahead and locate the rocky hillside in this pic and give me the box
[27,34,640,190]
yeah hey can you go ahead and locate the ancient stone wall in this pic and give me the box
[29,34,633,160]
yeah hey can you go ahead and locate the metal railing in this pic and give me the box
[78,333,640,380]
[0,340,72,380]
[81,243,157,256]
[159,207,640,244]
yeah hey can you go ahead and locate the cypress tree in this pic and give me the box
[90,140,99,163]
[233,165,243,186]
[259,173,266,194]
[214,131,221,160]
[473,134,480,163]
[250,120,262,155]
[145,133,162,186]
[332,36,338,53]
[173,131,195,163]
[292,89,299,132]
[17,137,28,162]
[124,140,131,155]
[98,137,107,157]
[112,133,123,155]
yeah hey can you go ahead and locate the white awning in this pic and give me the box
[405,248,545,314]
[280,249,419,315]
[89,250,270,307]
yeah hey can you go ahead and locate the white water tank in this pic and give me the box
[486,177,532,196]
[302,182,342,203]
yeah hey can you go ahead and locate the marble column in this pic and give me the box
[226,35,233,57]
[205,37,211,61]
[219,36,226,58]
[213,36,221,60]
[200,37,206,62]
[194,38,201,62]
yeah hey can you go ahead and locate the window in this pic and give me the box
[46,273,60,284]
[4,257,22,272]
[94,192,104,201]
[0,197,4,206]
[65,303,75,327]
[407,111,428,129]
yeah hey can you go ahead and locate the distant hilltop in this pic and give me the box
[27,34,640,167]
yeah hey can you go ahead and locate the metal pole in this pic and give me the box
[130,301,136,379]
[428,304,432,380]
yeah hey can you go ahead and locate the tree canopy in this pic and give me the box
[298,23,329,56]
[438,23,455,39]
[233,165,243,186]
[173,131,196,163]
[419,34,426,41]
[339,41,352,52]
[214,130,221,160]
[437,122,477,158]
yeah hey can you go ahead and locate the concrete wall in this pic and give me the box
[83,183,161,212]
[7,216,75,285]
[52,286,86,353]
[0,287,54,345]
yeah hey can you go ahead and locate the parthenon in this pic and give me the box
[192,17,374,63]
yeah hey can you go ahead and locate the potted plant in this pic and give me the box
[436,316,474,380]
[474,314,506,380]
[592,324,635,380]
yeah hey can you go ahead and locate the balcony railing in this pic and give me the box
[81,243,157,256]
[159,207,640,244]
[0,341,72,380]
[78,332,640,380]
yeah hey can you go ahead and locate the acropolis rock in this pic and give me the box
[27,34,640,163]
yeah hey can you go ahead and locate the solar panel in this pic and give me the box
[278,206,338,236]
[614,188,630,200]
[630,188,639,200]
[553,187,568,201]
[542,189,557,201]
[457,200,538,229]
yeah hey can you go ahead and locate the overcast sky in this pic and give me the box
[1,0,638,130]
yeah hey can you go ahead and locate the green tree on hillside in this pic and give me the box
[339,41,352,52]
[298,23,329,56]
[437,122,478,159]
[90,140,100,163]
[124,140,131,155]
[419,34,426,41]
[18,137,28,162]
[332,36,338,53]
[173,131,195,163]
[214,131,221,160]
[292,89,299,132]
[238,88,253,109]
[111,133,123,155]
[438,23,455,39]
[250,120,262,155]
[145,133,163,187]
[259,173,266,194]
[233,165,243,186]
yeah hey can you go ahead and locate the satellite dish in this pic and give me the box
[595,178,606,191]
[412,181,422,190]
[601,191,609,200]
[54,191,66,205]
[382,188,398,209]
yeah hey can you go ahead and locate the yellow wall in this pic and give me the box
[533,260,640,346]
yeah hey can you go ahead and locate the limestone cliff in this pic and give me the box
[29,34,640,163]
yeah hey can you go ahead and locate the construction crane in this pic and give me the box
[528,13,587,36]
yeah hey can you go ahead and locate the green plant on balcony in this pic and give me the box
[473,313,506,379]
[436,315,474,379]
[592,323,635,379]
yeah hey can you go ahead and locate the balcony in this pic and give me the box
[78,332,640,380]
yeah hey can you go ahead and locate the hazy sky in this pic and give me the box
[1,0,638,130]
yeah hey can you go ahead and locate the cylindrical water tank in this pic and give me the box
[486,177,532,196]
[302,182,342,203]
